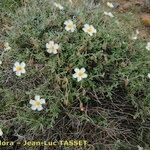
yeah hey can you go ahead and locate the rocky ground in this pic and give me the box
[109,0,150,37]
[72,0,150,37]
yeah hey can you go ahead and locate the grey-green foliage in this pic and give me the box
[0,0,150,149]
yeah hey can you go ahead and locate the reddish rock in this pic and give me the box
[141,14,150,26]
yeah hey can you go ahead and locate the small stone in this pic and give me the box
[80,102,85,111]
[141,14,150,26]
[112,2,120,9]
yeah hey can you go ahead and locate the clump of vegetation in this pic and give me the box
[0,0,150,149]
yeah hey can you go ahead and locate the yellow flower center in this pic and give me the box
[78,71,84,77]
[87,27,93,33]
[34,101,41,107]
[50,45,55,50]
[16,66,22,71]
[68,24,73,29]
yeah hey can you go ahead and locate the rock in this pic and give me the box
[135,0,145,6]
[118,2,133,12]
[140,14,150,26]
[143,0,150,12]
[112,2,120,9]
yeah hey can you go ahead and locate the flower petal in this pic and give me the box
[40,99,46,104]
[47,49,53,53]
[74,68,79,73]
[13,66,17,72]
[54,44,59,50]
[31,105,37,110]
[81,68,86,73]
[49,41,54,45]
[107,2,114,8]
[94,28,97,33]
[82,27,87,32]
[64,20,69,25]
[82,73,88,78]
[21,68,26,74]
[53,49,58,54]
[77,77,82,82]
[16,72,21,76]
[89,32,93,36]
[21,62,26,67]
[71,28,76,32]
[37,106,43,111]
[46,43,50,48]
[14,62,20,66]
[35,95,40,101]
[73,73,77,79]
[65,26,70,31]
[84,24,89,28]
[29,100,35,105]
[67,20,72,24]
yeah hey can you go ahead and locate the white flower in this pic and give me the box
[73,68,88,82]
[146,42,150,51]
[54,2,64,10]
[46,41,60,54]
[29,95,46,111]
[64,20,76,32]
[13,62,26,76]
[147,73,150,78]
[137,145,143,150]
[104,11,114,18]
[82,24,97,36]
[107,2,114,8]
[4,42,11,50]
[0,128,3,136]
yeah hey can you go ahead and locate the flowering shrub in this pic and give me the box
[0,0,150,149]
